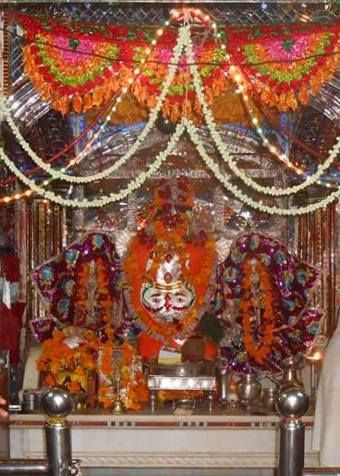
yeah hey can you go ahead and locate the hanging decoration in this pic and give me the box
[14,12,340,119]
[2,26,339,193]
[16,13,228,121]
[221,232,322,373]
[229,23,340,111]
[1,19,338,213]
[32,232,121,342]
[0,27,187,184]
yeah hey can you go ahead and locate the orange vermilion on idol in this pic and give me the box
[123,178,216,352]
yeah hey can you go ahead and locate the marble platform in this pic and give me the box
[9,411,319,470]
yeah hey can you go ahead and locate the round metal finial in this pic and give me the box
[276,386,309,418]
[41,387,74,418]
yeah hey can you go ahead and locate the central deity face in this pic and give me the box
[139,252,196,325]
[141,282,196,324]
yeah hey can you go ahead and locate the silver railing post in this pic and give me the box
[277,386,310,476]
[0,387,80,475]
[41,388,74,476]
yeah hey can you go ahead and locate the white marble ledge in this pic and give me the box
[9,412,314,428]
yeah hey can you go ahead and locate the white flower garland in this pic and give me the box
[186,39,340,197]
[2,117,338,214]
[185,118,340,216]
[1,26,190,185]
[0,122,185,208]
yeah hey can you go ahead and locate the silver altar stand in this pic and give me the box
[147,362,217,413]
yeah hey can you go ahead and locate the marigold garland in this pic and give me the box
[240,259,276,365]
[37,328,98,391]
[74,257,114,328]
[37,326,149,410]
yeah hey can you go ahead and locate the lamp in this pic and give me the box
[305,334,328,362]
[304,334,328,407]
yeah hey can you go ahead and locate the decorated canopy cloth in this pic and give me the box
[32,232,121,342]
[313,317,340,466]
[221,232,321,373]
[15,12,340,121]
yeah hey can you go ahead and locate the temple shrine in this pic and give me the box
[0,2,339,476]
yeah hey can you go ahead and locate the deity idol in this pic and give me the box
[121,177,218,360]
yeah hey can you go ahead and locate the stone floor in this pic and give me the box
[81,471,340,476]
[81,470,276,476]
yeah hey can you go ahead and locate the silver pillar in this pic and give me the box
[276,386,309,476]
[45,421,72,476]
[279,419,305,476]
[41,387,74,476]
